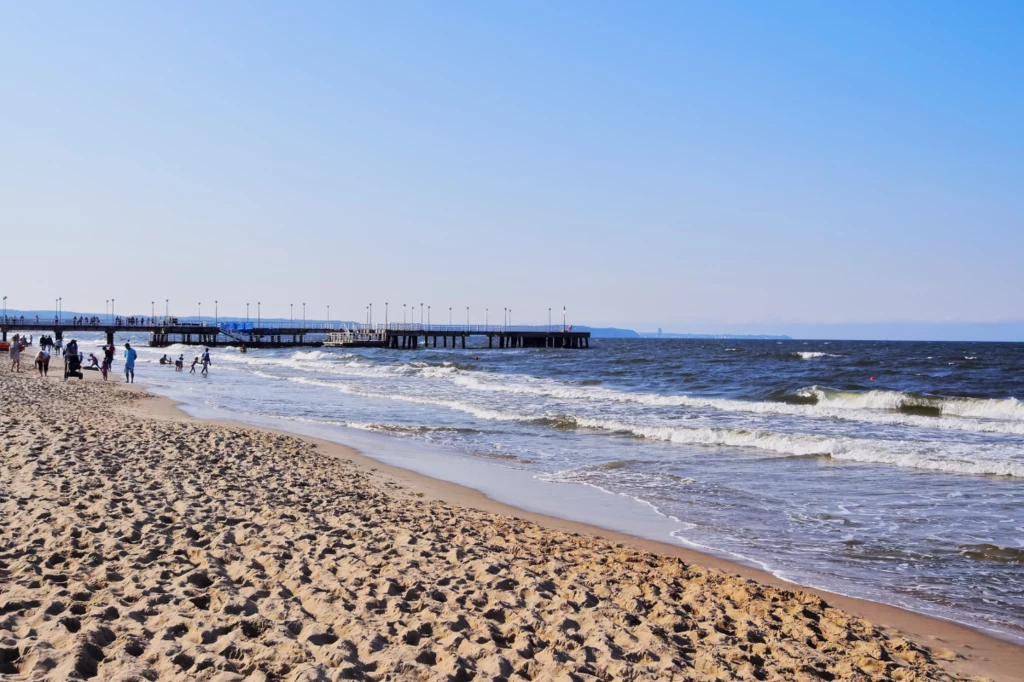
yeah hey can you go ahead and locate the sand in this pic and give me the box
[1,369,1021,681]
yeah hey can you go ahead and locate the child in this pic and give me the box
[100,358,110,381]
[190,356,199,374]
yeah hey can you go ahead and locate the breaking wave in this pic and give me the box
[562,417,1024,477]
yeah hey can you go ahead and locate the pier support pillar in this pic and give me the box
[104,329,113,345]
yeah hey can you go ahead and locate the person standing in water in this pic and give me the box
[200,347,211,376]
[123,342,137,383]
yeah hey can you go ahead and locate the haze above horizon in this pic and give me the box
[3,2,1022,339]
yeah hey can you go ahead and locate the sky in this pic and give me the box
[2,2,1022,336]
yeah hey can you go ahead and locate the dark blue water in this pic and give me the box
[84,335,1024,641]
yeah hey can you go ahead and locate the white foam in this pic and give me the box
[563,416,1024,478]
[450,375,1024,435]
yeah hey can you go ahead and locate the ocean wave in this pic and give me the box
[449,375,1024,434]
[562,417,1024,477]
[795,387,1024,422]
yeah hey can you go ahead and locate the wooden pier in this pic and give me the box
[1,319,589,350]
[326,325,590,350]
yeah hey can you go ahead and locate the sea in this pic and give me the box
[59,334,1024,642]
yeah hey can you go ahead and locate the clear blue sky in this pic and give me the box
[2,2,1021,333]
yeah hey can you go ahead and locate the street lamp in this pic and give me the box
[2,295,6,323]
[198,302,202,324]
[290,303,293,326]
[449,306,452,326]
[563,305,566,332]
[112,298,115,325]
[302,303,305,329]
[215,300,218,325]
[549,308,552,332]
[403,303,406,326]
[326,305,330,329]
[485,308,488,331]
[428,305,431,329]
[420,303,424,325]
[257,302,261,328]
[246,303,249,325]
[165,299,169,319]
[466,306,469,327]
[385,302,388,328]
[152,301,155,319]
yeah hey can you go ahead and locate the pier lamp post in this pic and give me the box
[420,303,423,326]
[290,303,293,326]
[2,295,6,323]
[55,298,58,323]
[449,307,452,326]
[58,297,62,322]
[369,303,373,327]
[385,302,388,329]
[466,307,469,327]
[428,306,431,330]
[503,307,507,332]
[326,305,329,329]
[246,303,249,325]
[257,302,261,329]
[563,305,566,332]
[403,303,406,326]
[302,303,305,329]
[106,300,109,320]
[509,309,512,329]
[165,299,168,320]
[152,301,154,320]
[215,301,218,326]
[198,302,202,325]
[485,308,488,331]
[549,308,552,332]
[112,299,115,325]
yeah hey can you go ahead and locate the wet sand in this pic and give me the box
[1,368,1021,680]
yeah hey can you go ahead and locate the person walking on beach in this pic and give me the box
[8,333,21,372]
[200,348,211,376]
[190,356,198,374]
[124,342,137,383]
[104,343,115,371]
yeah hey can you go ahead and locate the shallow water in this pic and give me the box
[69,335,1024,642]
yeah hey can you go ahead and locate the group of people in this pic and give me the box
[159,348,211,375]
[38,335,62,355]
[69,316,103,325]
[111,316,164,326]
[7,334,138,383]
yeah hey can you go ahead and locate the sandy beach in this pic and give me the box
[1,369,1021,681]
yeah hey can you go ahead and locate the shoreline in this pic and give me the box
[128,376,1024,681]
[3,368,1021,680]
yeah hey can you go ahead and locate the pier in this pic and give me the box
[1,318,589,350]
[327,325,590,349]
